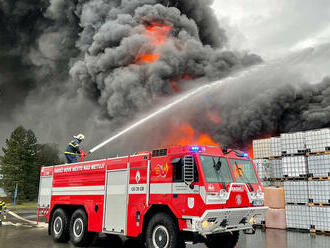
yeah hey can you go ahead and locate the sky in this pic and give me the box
[212,0,330,59]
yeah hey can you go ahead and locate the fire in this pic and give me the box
[145,23,172,45]
[165,124,219,146]
[136,23,171,64]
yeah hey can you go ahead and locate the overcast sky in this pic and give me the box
[212,0,330,59]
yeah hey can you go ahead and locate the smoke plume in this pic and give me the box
[1,0,329,157]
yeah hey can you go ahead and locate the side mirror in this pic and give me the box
[183,155,194,186]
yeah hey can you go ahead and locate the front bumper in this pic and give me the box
[184,206,268,235]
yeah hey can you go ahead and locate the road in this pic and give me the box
[1,211,329,248]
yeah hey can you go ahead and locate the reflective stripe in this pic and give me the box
[52,186,104,196]
[69,143,80,148]
[64,152,78,155]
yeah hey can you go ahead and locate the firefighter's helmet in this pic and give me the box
[74,133,85,141]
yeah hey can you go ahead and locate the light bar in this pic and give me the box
[190,146,201,152]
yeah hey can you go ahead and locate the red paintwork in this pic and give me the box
[39,145,263,237]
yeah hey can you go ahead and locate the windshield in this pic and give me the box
[229,159,259,184]
[200,155,233,183]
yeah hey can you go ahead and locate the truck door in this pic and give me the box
[103,158,129,234]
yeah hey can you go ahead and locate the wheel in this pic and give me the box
[51,208,70,243]
[205,231,239,248]
[69,209,95,247]
[145,213,185,248]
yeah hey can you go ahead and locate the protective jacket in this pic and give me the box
[64,138,81,155]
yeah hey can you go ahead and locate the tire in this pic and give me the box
[69,209,95,247]
[50,208,70,243]
[205,231,239,248]
[145,213,185,248]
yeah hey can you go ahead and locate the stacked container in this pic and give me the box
[254,159,272,180]
[282,156,307,177]
[280,132,306,155]
[271,137,282,157]
[307,154,330,177]
[305,128,330,153]
[284,181,309,204]
[308,181,330,204]
[286,205,310,230]
[252,128,330,233]
[271,159,282,178]
[253,138,272,159]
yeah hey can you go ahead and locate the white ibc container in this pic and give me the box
[281,132,306,155]
[271,159,282,178]
[254,159,272,180]
[270,137,281,157]
[284,181,309,204]
[286,205,310,229]
[253,138,271,159]
[306,128,330,153]
[308,154,330,177]
[310,206,330,231]
[308,181,330,204]
[282,156,307,177]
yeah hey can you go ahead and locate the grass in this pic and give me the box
[5,201,37,210]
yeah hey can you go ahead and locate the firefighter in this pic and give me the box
[0,200,7,226]
[64,134,85,164]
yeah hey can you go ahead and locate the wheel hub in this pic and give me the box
[73,218,84,238]
[152,225,169,248]
[53,216,63,235]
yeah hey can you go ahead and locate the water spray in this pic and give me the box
[89,65,264,154]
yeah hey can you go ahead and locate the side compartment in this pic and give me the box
[103,167,129,234]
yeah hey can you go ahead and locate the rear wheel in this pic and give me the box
[69,209,95,247]
[146,213,185,248]
[205,231,239,248]
[51,208,70,243]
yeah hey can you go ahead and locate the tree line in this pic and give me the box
[0,126,62,201]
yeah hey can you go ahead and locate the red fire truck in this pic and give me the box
[38,145,267,248]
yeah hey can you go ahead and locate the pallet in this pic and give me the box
[308,201,330,207]
[283,175,308,180]
[287,228,309,233]
[308,176,330,181]
[269,156,282,160]
[306,150,330,156]
[282,151,307,156]
[286,202,308,206]
[310,229,330,236]
[267,177,285,182]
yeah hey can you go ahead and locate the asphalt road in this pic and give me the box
[1,211,329,248]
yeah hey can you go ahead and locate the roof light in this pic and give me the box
[190,146,201,152]
[243,153,248,157]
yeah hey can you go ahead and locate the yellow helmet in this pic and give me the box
[74,133,85,141]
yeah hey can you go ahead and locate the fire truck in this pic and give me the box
[38,145,267,248]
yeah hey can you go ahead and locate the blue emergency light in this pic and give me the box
[243,153,248,157]
[190,146,201,152]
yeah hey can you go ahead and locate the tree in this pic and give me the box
[0,126,62,201]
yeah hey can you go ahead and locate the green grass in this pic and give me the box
[5,201,37,210]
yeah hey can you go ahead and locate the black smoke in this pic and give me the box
[1,0,329,157]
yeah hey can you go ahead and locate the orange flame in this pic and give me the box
[136,23,171,64]
[165,124,219,146]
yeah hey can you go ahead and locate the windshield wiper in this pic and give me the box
[212,157,227,190]
[213,157,222,171]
